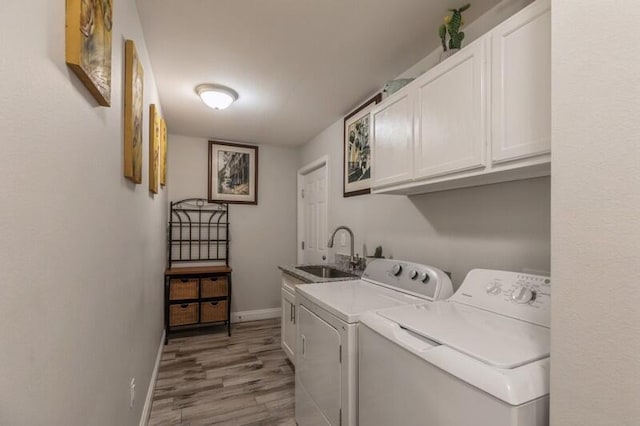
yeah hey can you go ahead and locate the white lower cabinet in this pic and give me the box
[281,287,296,364]
[371,0,551,195]
[281,272,303,365]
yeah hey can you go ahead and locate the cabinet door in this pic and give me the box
[491,0,550,163]
[371,90,414,188]
[281,288,296,364]
[414,39,487,180]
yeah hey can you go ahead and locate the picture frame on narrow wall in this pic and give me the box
[149,104,160,193]
[208,141,258,205]
[343,93,381,197]
[160,118,168,186]
[124,40,144,183]
[65,0,113,106]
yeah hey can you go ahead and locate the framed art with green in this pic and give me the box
[343,93,381,197]
[208,141,258,205]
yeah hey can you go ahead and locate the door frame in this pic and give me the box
[297,156,329,264]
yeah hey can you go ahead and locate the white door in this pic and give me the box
[296,304,341,426]
[491,0,551,163]
[371,90,414,188]
[299,161,328,264]
[414,38,487,179]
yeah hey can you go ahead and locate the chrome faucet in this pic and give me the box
[328,226,362,270]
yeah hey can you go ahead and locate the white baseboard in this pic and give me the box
[139,330,165,426]
[231,308,281,323]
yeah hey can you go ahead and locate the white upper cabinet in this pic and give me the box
[371,90,414,188]
[370,0,551,195]
[414,39,487,179]
[491,0,550,163]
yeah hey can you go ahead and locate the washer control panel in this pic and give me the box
[361,259,453,301]
[451,269,551,328]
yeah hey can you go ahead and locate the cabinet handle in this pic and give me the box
[210,301,219,306]
[290,303,294,322]
[180,278,189,283]
[301,335,306,356]
[209,277,218,282]
[180,303,189,309]
[292,305,296,324]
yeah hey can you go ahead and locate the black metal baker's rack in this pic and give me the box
[167,198,229,267]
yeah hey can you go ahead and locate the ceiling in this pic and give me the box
[136,0,499,147]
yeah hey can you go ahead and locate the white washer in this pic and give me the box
[359,269,551,426]
[295,259,453,426]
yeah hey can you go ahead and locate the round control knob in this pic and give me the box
[409,270,418,280]
[391,264,403,276]
[511,286,535,304]
[419,271,430,283]
[486,283,502,295]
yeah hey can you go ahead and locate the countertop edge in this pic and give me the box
[278,264,362,284]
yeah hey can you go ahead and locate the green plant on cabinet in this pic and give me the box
[438,3,471,51]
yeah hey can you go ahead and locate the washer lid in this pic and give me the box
[296,281,424,323]
[378,302,550,369]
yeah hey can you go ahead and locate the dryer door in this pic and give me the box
[296,304,341,426]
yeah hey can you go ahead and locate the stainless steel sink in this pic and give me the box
[296,265,358,279]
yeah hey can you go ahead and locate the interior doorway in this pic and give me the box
[297,156,329,264]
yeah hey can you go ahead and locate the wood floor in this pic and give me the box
[148,319,295,426]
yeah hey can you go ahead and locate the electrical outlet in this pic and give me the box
[129,378,136,408]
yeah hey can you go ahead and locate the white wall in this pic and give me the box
[0,1,166,425]
[550,1,640,424]
[300,121,550,288]
[167,135,298,313]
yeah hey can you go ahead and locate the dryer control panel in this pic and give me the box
[450,269,551,328]
[362,259,454,301]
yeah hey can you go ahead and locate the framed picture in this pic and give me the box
[208,141,258,205]
[160,118,167,186]
[124,40,144,183]
[65,0,113,106]
[343,93,381,197]
[149,104,160,193]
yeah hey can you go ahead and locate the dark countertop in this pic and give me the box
[278,264,362,284]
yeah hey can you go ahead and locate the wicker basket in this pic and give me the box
[169,278,198,300]
[169,303,199,326]
[201,276,228,298]
[201,300,227,323]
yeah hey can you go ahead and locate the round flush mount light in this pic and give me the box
[195,84,238,110]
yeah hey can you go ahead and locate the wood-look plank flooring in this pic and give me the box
[148,319,295,426]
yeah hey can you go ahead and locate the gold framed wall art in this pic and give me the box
[160,118,167,186]
[149,104,160,193]
[65,0,113,106]
[124,40,144,183]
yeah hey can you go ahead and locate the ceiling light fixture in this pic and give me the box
[195,84,238,110]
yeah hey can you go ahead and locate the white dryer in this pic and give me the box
[295,259,453,426]
[359,269,551,426]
